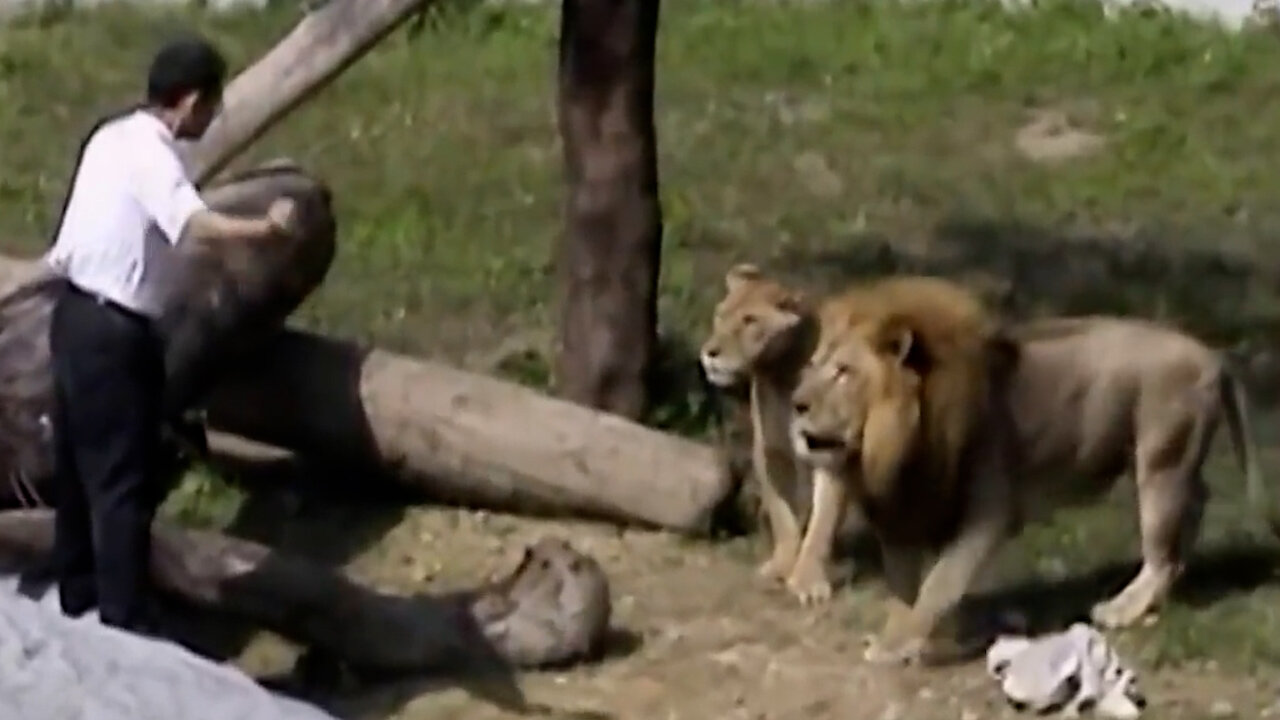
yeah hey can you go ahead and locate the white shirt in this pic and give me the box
[44,109,207,318]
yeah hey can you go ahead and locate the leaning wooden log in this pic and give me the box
[0,162,336,507]
[0,509,612,671]
[204,330,734,533]
[184,0,443,184]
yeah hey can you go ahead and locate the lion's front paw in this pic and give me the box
[785,561,834,606]
[863,633,926,665]
[756,550,795,583]
[863,604,928,665]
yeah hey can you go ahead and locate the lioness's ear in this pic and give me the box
[725,263,763,291]
[774,292,808,326]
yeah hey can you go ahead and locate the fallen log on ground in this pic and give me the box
[0,509,613,671]
[0,162,336,507]
[204,329,734,532]
[0,242,733,532]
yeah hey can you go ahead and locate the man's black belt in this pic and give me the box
[64,282,154,327]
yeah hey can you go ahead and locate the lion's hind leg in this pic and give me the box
[1090,402,1212,629]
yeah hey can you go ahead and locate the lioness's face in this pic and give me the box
[699,264,805,389]
[789,328,917,470]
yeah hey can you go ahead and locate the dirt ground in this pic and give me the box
[206,499,1280,720]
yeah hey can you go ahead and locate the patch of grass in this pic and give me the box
[7,0,1280,675]
[985,440,1280,673]
[159,462,246,529]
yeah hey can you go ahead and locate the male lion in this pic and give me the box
[699,266,989,604]
[790,311,1273,665]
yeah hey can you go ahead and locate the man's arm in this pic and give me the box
[131,143,285,249]
[182,207,281,246]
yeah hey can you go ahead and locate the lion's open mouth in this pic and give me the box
[800,432,845,453]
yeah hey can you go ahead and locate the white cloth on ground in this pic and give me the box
[985,622,1146,718]
[0,574,337,720]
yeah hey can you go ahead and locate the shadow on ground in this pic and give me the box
[160,453,410,665]
[969,543,1280,637]
[318,628,643,720]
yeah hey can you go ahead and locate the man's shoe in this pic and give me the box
[16,562,57,602]
[58,590,100,619]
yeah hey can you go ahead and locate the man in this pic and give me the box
[43,35,295,633]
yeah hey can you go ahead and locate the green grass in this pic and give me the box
[5,0,1280,676]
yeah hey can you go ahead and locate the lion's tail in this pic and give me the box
[1218,366,1278,537]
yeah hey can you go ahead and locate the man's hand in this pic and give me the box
[183,196,299,247]
[267,197,299,237]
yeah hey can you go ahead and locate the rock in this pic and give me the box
[1013,109,1105,165]
[879,701,903,720]
[1210,699,1237,718]
[1037,555,1069,580]
[792,151,844,199]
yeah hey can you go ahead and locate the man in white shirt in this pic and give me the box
[43,36,296,634]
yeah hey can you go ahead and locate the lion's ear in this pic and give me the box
[725,263,762,291]
[876,320,915,368]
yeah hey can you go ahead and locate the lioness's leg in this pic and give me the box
[755,447,803,582]
[786,466,847,605]
[1091,414,1209,628]
[866,453,1012,664]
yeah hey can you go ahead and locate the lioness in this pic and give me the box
[790,311,1273,665]
[699,264,825,599]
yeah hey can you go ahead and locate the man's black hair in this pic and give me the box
[146,35,227,108]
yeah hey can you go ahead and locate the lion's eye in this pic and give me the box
[834,363,850,378]
[742,314,759,326]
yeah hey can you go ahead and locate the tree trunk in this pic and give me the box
[0,509,611,672]
[554,0,663,420]
[183,0,439,184]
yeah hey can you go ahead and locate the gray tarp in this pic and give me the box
[0,575,338,720]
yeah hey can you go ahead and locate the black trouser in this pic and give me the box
[49,282,164,631]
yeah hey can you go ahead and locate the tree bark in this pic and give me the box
[554,0,664,420]
[183,0,439,184]
[0,509,611,672]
